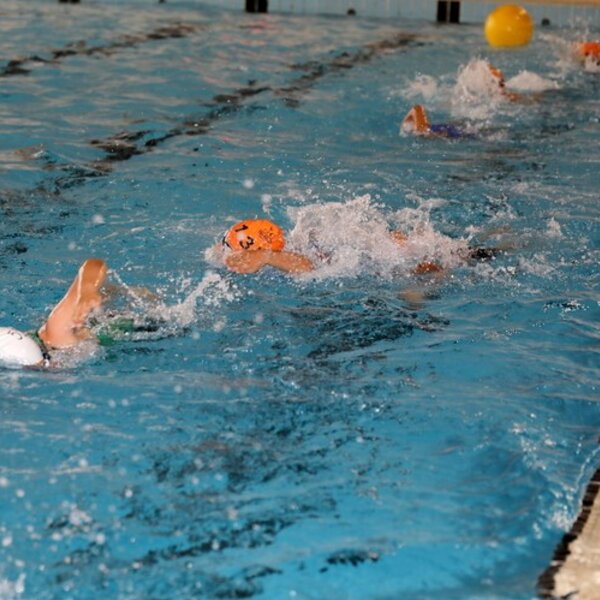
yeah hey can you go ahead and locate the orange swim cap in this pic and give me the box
[577,41,600,58]
[222,219,285,252]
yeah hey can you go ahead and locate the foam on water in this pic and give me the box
[450,58,509,120]
[0,574,25,600]
[398,57,553,127]
[546,217,564,240]
[400,74,440,102]
[538,32,581,76]
[151,270,239,329]
[506,71,561,92]
[45,340,101,371]
[582,55,600,73]
[94,269,240,342]
[287,195,471,279]
[538,30,600,75]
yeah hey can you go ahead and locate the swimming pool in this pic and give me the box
[1,1,599,598]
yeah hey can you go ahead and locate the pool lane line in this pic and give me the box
[88,31,420,166]
[6,30,420,198]
[0,22,201,78]
[277,33,421,108]
[538,463,600,599]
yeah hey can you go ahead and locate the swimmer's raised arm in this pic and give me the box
[401,105,431,136]
[390,231,409,244]
[38,258,107,348]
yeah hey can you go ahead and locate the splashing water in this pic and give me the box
[401,74,440,102]
[546,217,564,239]
[89,270,239,346]
[507,71,561,92]
[153,270,239,329]
[451,58,508,119]
[0,574,25,600]
[286,195,470,279]
[582,55,600,73]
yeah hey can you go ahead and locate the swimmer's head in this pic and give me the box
[576,41,600,64]
[222,219,285,252]
[577,41,600,57]
[0,327,44,367]
[401,105,430,135]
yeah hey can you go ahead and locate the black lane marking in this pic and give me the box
[537,464,600,598]
[6,30,420,197]
[0,23,200,77]
[88,32,420,167]
[278,34,420,107]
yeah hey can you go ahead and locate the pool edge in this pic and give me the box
[538,463,600,599]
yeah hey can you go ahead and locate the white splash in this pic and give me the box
[451,58,507,120]
[546,217,563,239]
[48,339,101,370]
[537,32,577,77]
[518,253,556,277]
[583,55,600,73]
[0,574,25,600]
[401,74,440,102]
[286,195,469,279]
[80,267,242,348]
[147,271,239,329]
[506,71,560,92]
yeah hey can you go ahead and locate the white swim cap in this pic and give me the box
[0,327,44,367]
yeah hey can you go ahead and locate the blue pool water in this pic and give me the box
[1,2,599,598]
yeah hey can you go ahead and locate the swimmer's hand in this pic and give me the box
[225,250,313,274]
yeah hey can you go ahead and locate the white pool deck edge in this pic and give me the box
[539,466,600,599]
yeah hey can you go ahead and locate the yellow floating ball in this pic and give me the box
[485,5,534,48]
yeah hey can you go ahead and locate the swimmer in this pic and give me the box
[220,219,501,276]
[574,41,600,66]
[220,219,314,274]
[487,63,525,102]
[0,258,107,368]
[401,105,466,139]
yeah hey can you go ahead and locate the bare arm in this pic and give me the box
[225,250,313,274]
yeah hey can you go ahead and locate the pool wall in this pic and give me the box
[197,0,600,26]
